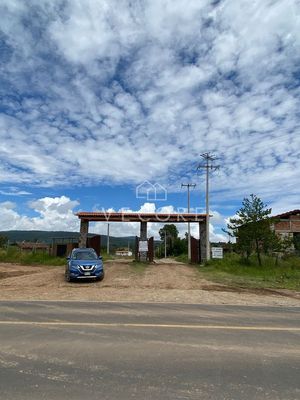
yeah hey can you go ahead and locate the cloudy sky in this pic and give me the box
[0,0,299,239]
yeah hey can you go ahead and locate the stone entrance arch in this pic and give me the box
[76,212,208,263]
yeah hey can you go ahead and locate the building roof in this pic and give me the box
[274,209,300,219]
[76,212,207,223]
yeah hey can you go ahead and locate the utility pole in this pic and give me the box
[197,153,220,261]
[107,223,110,255]
[164,227,167,258]
[181,183,196,261]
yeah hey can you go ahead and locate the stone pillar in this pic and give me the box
[199,221,207,263]
[79,219,89,248]
[139,221,148,262]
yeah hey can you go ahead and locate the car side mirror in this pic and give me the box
[99,256,103,260]
[66,256,70,261]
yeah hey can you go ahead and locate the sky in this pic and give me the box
[0,0,299,240]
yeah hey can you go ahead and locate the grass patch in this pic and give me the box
[100,252,116,261]
[0,248,122,266]
[174,254,189,263]
[198,253,300,291]
[0,247,124,265]
[130,260,148,273]
[0,248,66,266]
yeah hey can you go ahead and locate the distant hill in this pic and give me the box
[0,230,139,249]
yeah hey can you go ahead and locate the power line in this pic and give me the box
[181,183,196,261]
[197,153,220,261]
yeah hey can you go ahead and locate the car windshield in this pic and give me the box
[73,251,97,260]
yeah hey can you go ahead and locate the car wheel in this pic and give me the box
[66,271,72,282]
[97,273,105,282]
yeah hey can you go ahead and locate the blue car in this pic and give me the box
[65,248,104,282]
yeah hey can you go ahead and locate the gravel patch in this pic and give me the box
[0,261,299,306]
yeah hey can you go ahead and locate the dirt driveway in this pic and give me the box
[0,260,299,306]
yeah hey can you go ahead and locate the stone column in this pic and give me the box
[139,221,148,262]
[79,219,89,248]
[199,221,207,263]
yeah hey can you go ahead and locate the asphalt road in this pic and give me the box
[0,301,299,400]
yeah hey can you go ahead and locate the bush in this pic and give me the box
[201,253,300,290]
[0,247,65,266]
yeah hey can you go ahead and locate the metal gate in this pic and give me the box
[191,236,200,263]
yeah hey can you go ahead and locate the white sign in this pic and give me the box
[139,240,148,252]
[211,247,223,259]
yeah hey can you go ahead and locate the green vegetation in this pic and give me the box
[0,247,114,265]
[157,224,188,257]
[226,194,294,266]
[0,248,66,266]
[198,253,300,291]
[211,194,299,291]
[0,235,8,248]
[130,260,148,273]
[175,254,190,263]
[293,234,300,253]
[99,250,117,261]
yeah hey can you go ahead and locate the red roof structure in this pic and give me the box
[274,210,300,219]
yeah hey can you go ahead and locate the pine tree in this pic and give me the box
[227,194,272,266]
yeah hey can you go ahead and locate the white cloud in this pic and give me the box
[29,196,79,216]
[138,203,156,213]
[0,196,79,231]
[0,0,299,211]
[0,195,227,242]
[0,187,31,196]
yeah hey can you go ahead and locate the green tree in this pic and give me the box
[293,234,300,253]
[267,231,294,265]
[0,235,8,248]
[226,194,272,266]
[159,224,179,256]
[173,236,188,256]
[159,224,178,240]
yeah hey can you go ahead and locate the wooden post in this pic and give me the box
[135,236,139,261]
[148,237,154,262]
